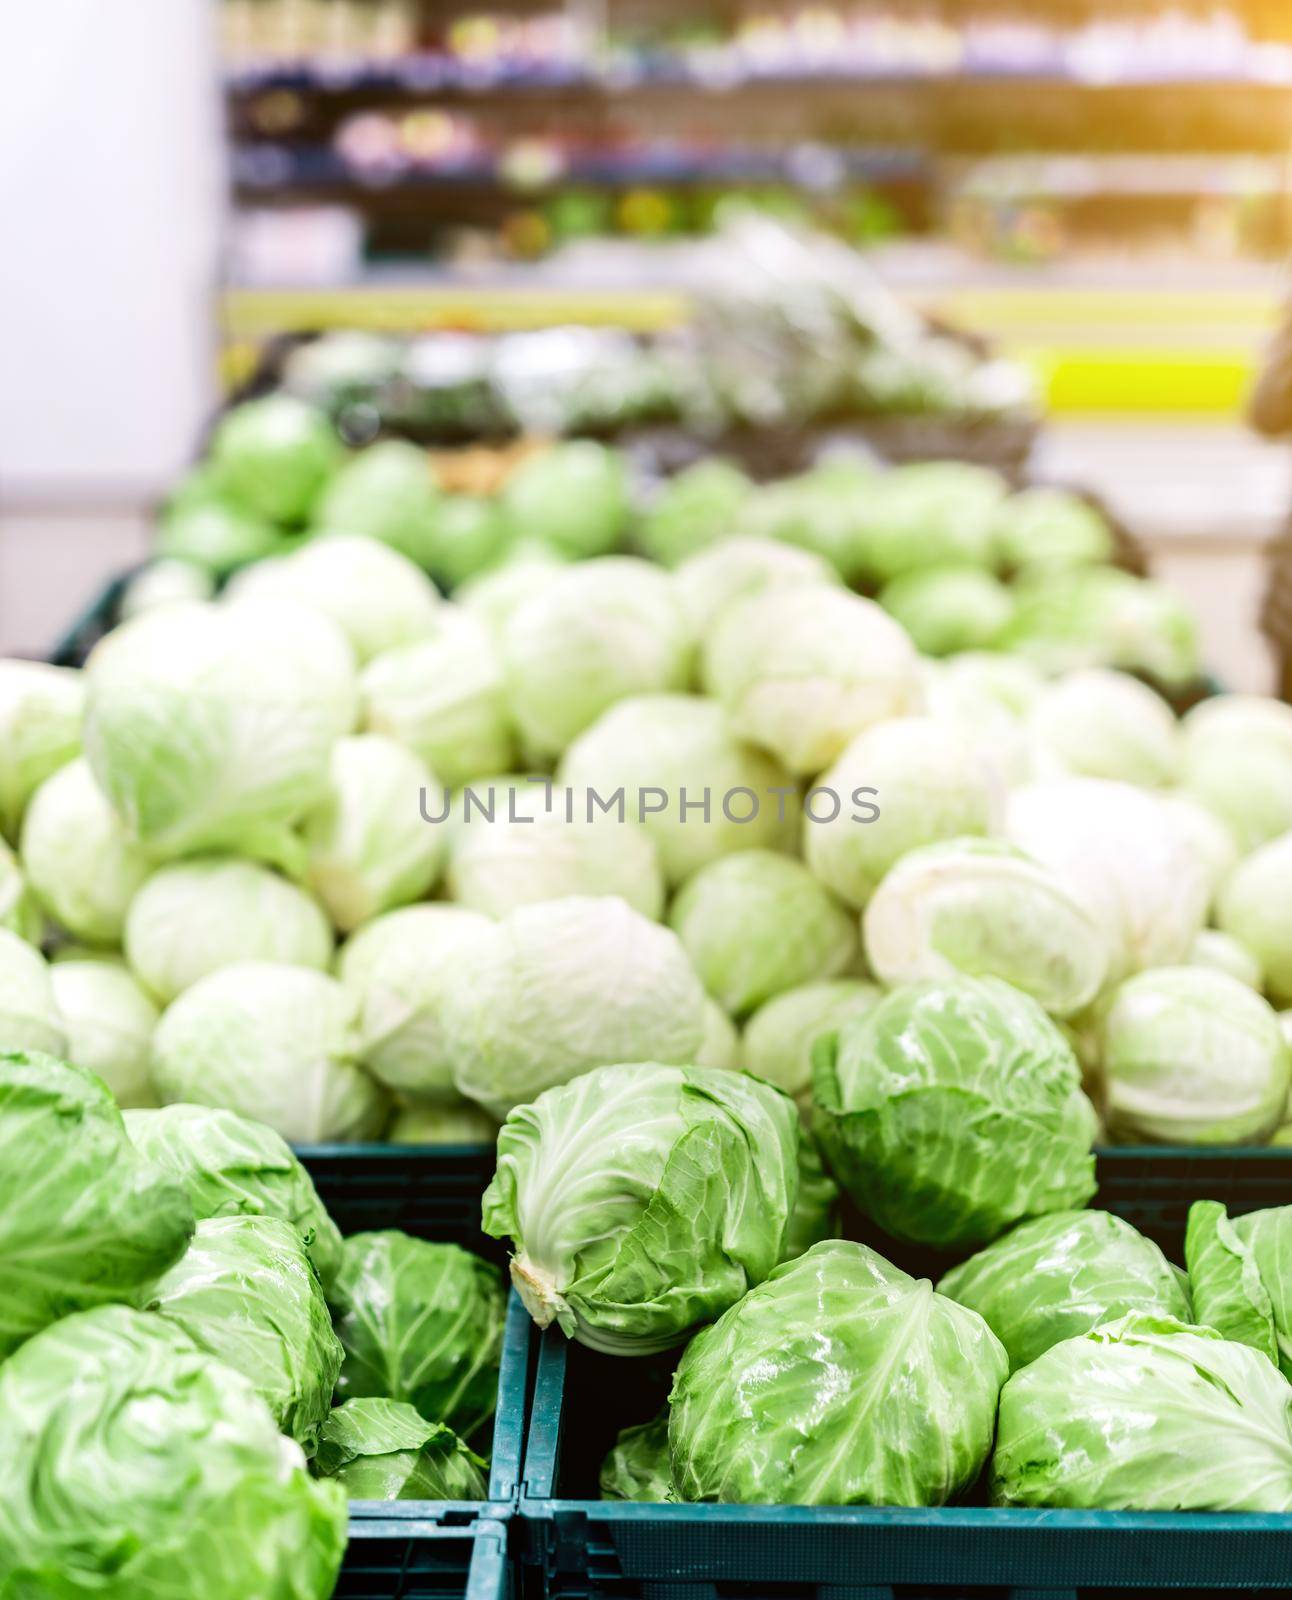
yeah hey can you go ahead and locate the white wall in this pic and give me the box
[0,0,224,505]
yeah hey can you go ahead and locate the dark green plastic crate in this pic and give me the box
[340,1515,510,1599]
[517,1148,1292,1600]
[292,1146,531,1595]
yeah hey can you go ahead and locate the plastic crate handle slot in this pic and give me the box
[467,1518,511,1600]
[489,1292,534,1503]
[522,1330,569,1501]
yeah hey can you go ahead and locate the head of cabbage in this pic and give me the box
[813,976,1098,1250]
[483,1061,799,1353]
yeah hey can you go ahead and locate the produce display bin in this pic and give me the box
[294,1145,532,1587]
[340,1514,512,1600]
[516,1149,1292,1600]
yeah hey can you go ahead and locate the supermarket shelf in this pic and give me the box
[232,144,932,195]
[227,60,1292,97]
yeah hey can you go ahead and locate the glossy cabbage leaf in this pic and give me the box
[146,1215,342,1454]
[315,1399,487,1501]
[992,1312,1292,1510]
[779,1136,840,1264]
[938,1209,1190,1371]
[1232,1207,1292,1377]
[670,1240,1007,1506]
[1185,1200,1277,1364]
[813,977,1098,1250]
[741,979,882,1108]
[600,1413,674,1502]
[483,1062,799,1354]
[0,1053,193,1357]
[125,1102,342,1287]
[329,1232,506,1438]
[0,1305,346,1599]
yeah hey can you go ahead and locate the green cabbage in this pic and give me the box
[229,532,442,662]
[636,459,751,567]
[124,1102,342,1287]
[992,487,1114,573]
[600,1413,673,1502]
[1099,967,1289,1145]
[0,1305,346,1598]
[1219,833,1292,1006]
[939,1209,1190,1371]
[329,1232,506,1438]
[805,716,1002,910]
[1184,1200,1277,1364]
[0,929,67,1057]
[779,1136,840,1264]
[0,1053,193,1357]
[501,441,628,560]
[1229,1207,1292,1375]
[673,535,839,637]
[0,661,84,844]
[157,497,287,576]
[210,396,341,524]
[424,495,510,589]
[560,695,798,885]
[301,733,446,932]
[502,557,692,761]
[337,904,495,1101]
[991,1312,1292,1510]
[702,584,922,776]
[879,566,1014,656]
[741,979,882,1107]
[49,959,159,1109]
[0,839,41,943]
[441,896,709,1116]
[862,838,1110,1018]
[146,1215,342,1454]
[668,849,856,1018]
[387,1101,499,1145]
[813,976,1097,1250]
[315,440,442,567]
[315,1399,487,1500]
[361,609,516,789]
[20,757,152,945]
[1027,668,1180,788]
[483,1062,799,1354]
[150,961,388,1143]
[125,856,334,1003]
[83,599,358,868]
[853,461,1006,582]
[670,1240,1007,1505]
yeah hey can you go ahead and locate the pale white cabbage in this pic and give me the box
[150,961,388,1143]
[502,558,693,761]
[673,536,840,637]
[20,758,152,945]
[49,960,159,1109]
[1160,794,1241,910]
[1027,669,1179,788]
[456,548,567,636]
[742,978,882,1105]
[1100,967,1289,1145]
[697,999,741,1071]
[82,599,358,867]
[702,585,922,775]
[1189,929,1263,990]
[1006,778,1208,983]
[447,783,664,920]
[668,851,857,1019]
[227,533,441,663]
[560,695,798,885]
[125,857,333,1004]
[1183,694,1292,760]
[864,839,1109,1018]
[301,734,445,933]
[387,1101,498,1145]
[0,928,67,1057]
[361,609,516,788]
[0,839,42,944]
[1181,735,1292,856]
[336,904,495,1101]
[0,661,84,844]
[805,717,1005,911]
[440,895,710,1115]
[1218,832,1292,1005]
[118,559,216,620]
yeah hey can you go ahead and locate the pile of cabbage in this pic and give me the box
[0,1059,504,1594]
